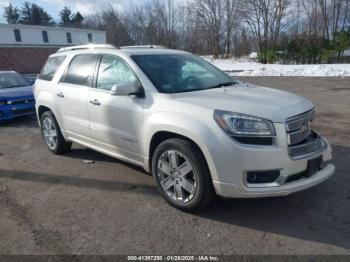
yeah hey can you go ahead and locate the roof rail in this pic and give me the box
[56,44,117,53]
[120,45,168,49]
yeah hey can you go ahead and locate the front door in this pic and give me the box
[88,54,144,164]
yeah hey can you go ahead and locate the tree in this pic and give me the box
[71,12,84,27]
[59,6,72,27]
[224,0,238,57]
[3,4,20,24]
[19,2,55,26]
[242,0,290,63]
[194,0,224,58]
[84,6,133,46]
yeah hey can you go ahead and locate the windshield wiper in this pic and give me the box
[206,81,238,90]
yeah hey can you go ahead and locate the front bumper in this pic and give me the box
[213,164,335,198]
[0,102,36,121]
[205,123,335,198]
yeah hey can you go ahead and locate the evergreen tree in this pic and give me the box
[71,12,84,27]
[19,2,55,26]
[59,7,72,27]
[3,4,20,24]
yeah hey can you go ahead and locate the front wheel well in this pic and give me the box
[38,105,51,119]
[148,131,208,174]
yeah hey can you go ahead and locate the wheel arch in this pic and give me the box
[146,129,218,182]
[38,105,52,120]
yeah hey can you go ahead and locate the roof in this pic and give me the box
[0,23,106,33]
[123,48,188,56]
[54,44,188,56]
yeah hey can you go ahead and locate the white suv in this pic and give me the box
[34,44,335,211]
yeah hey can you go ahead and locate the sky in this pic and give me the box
[0,0,144,23]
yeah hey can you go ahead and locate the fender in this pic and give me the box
[142,111,220,181]
[36,89,67,139]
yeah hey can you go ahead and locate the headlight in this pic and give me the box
[0,100,6,106]
[214,110,276,137]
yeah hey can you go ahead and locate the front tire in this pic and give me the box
[40,111,72,154]
[152,138,214,211]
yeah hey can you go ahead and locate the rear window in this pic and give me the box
[39,56,66,81]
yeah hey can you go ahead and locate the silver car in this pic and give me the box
[34,45,335,211]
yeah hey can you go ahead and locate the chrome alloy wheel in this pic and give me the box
[42,117,58,150]
[157,150,197,203]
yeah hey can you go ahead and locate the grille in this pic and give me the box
[8,98,35,105]
[286,109,325,159]
[11,107,35,116]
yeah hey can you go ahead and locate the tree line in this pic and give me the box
[3,0,350,64]
[3,2,84,27]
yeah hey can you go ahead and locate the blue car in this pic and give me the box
[0,71,36,121]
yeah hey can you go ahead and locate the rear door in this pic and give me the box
[87,54,144,164]
[55,54,99,144]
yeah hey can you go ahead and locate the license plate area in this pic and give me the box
[306,156,322,177]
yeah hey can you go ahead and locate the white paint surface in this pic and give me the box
[0,23,106,46]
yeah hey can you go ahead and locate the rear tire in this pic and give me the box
[152,138,215,211]
[40,111,72,154]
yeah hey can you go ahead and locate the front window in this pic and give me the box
[96,55,138,91]
[131,54,237,94]
[0,72,31,89]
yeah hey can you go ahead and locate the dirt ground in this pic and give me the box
[0,77,349,255]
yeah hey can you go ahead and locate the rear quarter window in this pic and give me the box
[39,56,66,81]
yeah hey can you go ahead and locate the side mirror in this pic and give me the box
[110,82,143,97]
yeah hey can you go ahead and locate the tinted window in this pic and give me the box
[66,32,72,43]
[42,31,49,43]
[63,54,98,87]
[39,56,66,81]
[96,55,138,91]
[132,54,236,94]
[14,29,21,42]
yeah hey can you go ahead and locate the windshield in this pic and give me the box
[131,54,237,94]
[0,72,31,89]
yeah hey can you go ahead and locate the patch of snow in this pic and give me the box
[249,52,258,59]
[205,57,350,77]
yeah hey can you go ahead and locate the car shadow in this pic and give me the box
[64,147,148,174]
[196,145,350,250]
[3,116,349,250]
[0,169,159,196]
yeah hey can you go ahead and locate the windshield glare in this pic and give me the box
[131,54,236,94]
[0,72,31,89]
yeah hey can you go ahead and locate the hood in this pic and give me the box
[0,85,34,100]
[170,82,314,122]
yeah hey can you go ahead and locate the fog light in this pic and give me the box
[247,170,280,184]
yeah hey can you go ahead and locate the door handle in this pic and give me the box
[57,92,64,98]
[89,99,101,106]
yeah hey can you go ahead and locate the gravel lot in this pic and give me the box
[0,77,349,255]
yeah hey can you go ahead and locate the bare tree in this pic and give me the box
[194,0,224,57]
[242,0,290,62]
[224,0,238,57]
